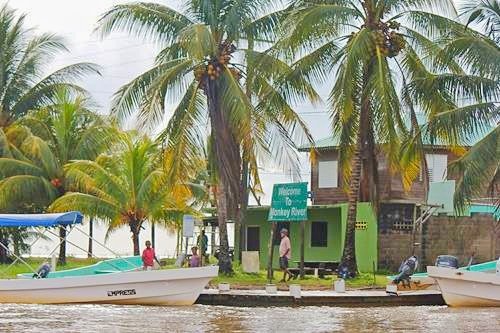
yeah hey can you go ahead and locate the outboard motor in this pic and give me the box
[435,255,459,269]
[393,256,418,287]
[33,262,51,279]
[337,264,355,279]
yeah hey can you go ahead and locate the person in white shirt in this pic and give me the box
[279,228,295,282]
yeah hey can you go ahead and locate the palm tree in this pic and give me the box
[425,0,500,210]
[280,0,497,276]
[96,1,318,273]
[0,89,114,264]
[462,0,500,43]
[0,3,100,154]
[49,132,195,255]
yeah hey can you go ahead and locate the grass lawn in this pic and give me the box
[0,257,100,279]
[210,264,388,290]
[1,257,390,290]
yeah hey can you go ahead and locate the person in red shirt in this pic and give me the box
[142,240,160,270]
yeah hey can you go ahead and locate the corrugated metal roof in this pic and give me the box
[298,127,493,152]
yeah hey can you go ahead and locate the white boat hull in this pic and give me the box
[0,266,218,305]
[427,266,500,307]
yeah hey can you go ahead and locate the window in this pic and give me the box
[311,221,328,247]
[246,226,260,251]
[273,222,290,246]
[318,160,338,188]
[378,203,416,233]
[425,154,447,182]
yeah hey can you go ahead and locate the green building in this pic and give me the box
[235,202,378,272]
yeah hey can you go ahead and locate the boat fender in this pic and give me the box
[496,257,500,275]
[33,262,51,279]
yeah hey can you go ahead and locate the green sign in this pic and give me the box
[268,182,308,221]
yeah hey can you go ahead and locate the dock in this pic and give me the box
[196,289,445,307]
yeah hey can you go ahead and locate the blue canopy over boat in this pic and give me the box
[0,211,83,227]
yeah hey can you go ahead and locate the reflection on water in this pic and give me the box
[0,304,499,333]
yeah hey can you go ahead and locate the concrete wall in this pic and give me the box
[378,213,499,271]
[422,214,499,267]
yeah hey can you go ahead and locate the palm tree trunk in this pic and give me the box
[58,226,67,265]
[340,141,361,276]
[236,162,250,261]
[129,218,141,256]
[132,230,140,256]
[340,59,377,277]
[206,78,238,274]
[236,35,253,263]
[216,180,233,273]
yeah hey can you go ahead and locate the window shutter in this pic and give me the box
[425,154,447,182]
[318,160,338,188]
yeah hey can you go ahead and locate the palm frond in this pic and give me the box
[110,59,192,125]
[158,82,206,185]
[49,192,120,220]
[11,63,101,117]
[0,158,45,178]
[461,0,500,42]
[451,125,499,211]
[96,2,193,44]
[19,135,60,178]
[0,175,57,210]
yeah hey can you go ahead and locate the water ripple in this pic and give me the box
[0,304,499,333]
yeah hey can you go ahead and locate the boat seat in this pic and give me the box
[94,270,119,274]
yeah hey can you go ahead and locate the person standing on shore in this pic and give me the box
[142,240,160,270]
[279,228,295,282]
[197,229,208,263]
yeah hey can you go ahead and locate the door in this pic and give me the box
[246,226,260,251]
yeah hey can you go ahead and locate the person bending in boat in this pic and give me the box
[33,262,51,278]
[189,246,201,267]
[142,240,160,270]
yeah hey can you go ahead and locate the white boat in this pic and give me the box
[427,265,500,307]
[0,212,218,305]
[0,266,218,305]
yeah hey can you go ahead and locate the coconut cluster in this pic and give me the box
[374,20,405,58]
[350,20,405,58]
[194,40,241,87]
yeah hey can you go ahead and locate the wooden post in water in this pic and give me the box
[300,221,305,279]
[267,222,276,282]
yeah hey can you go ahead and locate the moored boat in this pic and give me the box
[427,265,500,307]
[0,212,219,305]
[0,266,218,305]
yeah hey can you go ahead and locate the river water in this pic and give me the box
[0,304,499,332]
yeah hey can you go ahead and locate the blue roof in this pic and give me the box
[0,211,83,228]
